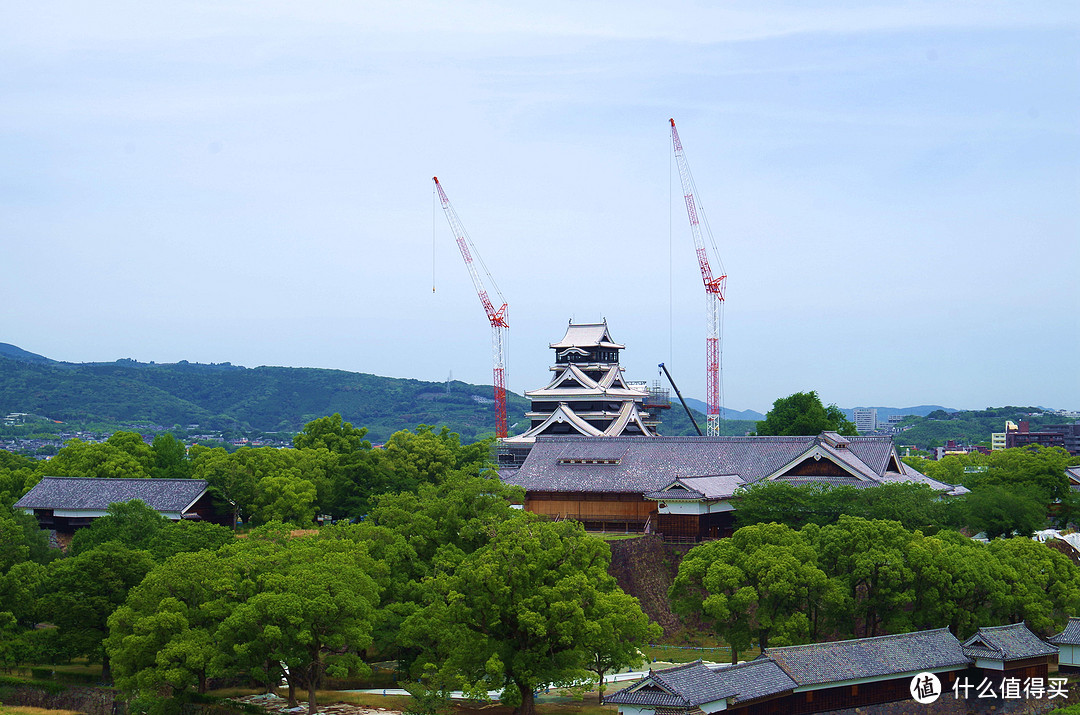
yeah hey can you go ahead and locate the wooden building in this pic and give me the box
[962,622,1061,684]
[607,625,1059,714]
[1049,618,1080,673]
[15,476,233,533]
[500,432,965,539]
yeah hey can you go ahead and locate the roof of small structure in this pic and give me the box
[1048,618,1080,646]
[765,628,970,687]
[962,623,1059,661]
[549,322,624,350]
[501,434,963,496]
[705,659,797,705]
[644,475,745,501]
[605,661,735,708]
[1068,466,1080,492]
[15,476,209,513]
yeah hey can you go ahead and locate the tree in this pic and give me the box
[583,589,661,700]
[957,485,1046,539]
[43,542,155,683]
[670,523,837,659]
[148,520,234,561]
[810,516,916,637]
[45,437,152,480]
[401,517,655,715]
[293,413,370,454]
[108,528,382,712]
[68,499,170,556]
[107,549,230,695]
[219,535,381,713]
[756,392,857,436]
[151,433,191,480]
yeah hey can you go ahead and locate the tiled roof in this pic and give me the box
[604,688,689,707]
[549,322,623,349]
[708,659,797,704]
[502,434,962,496]
[648,661,736,706]
[765,629,970,687]
[15,477,208,513]
[963,623,1059,661]
[606,662,736,707]
[1068,466,1080,492]
[644,476,746,501]
[1049,618,1080,646]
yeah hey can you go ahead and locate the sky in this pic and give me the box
[1,1,1078,415]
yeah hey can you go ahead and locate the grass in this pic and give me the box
[0,708,84,715]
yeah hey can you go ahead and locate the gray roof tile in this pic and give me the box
[1049,618,1080,646]
[606,662,735,707]
[15,476,208,513]
[963,623,1059,660]
[765,629,970,687]
[502,435,961,496]
[707,659,797,704]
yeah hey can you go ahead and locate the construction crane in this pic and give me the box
[432,176,509,438]
[669,118,726,437]
[659,363,703,436]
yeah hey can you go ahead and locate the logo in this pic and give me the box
[911,672,941,704]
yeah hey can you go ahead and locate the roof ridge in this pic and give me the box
[39,476,203,483]
[975,621,1028,632]
[770,627,954,652]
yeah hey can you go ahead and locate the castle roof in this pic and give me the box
[549,322,623,350]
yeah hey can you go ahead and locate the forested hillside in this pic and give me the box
[0,348,715,442]
[894,406,1073,448]
[0,353,533,442]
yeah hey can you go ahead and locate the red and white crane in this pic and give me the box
[433,176,510,438]
[669,119,726,437]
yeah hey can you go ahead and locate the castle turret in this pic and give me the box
[503,321,658,445]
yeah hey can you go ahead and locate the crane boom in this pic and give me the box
[670,119,726,436]
[433,176,509,438]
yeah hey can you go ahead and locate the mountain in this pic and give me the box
[0,343,57,366]
[0,345,722,442]
[0,348,533,443]
[682,398,764,422]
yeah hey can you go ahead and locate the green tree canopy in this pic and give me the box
[755,392,857,436]
[401,516,655,715]
[670,522,838,660]
[43,542,155,683]
[151,433,192,480]
[68,499,170,556]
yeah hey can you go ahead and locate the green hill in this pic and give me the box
[0,353,535,443]
[0,348,719,443]
[893,406,1074,449]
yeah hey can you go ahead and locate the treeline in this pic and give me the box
[903,445,1080,538]
[671,518,1080,663]
[0,354,531,442]
[895,406,1075,449]
[0,418,658,715]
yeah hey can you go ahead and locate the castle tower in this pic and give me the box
[503,321,658,445]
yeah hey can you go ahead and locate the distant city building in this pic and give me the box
[934,440,991,460]
[852,408,877,433]
[1001,420,1080,456]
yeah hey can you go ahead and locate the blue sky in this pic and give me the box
[1,2,1077,414]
